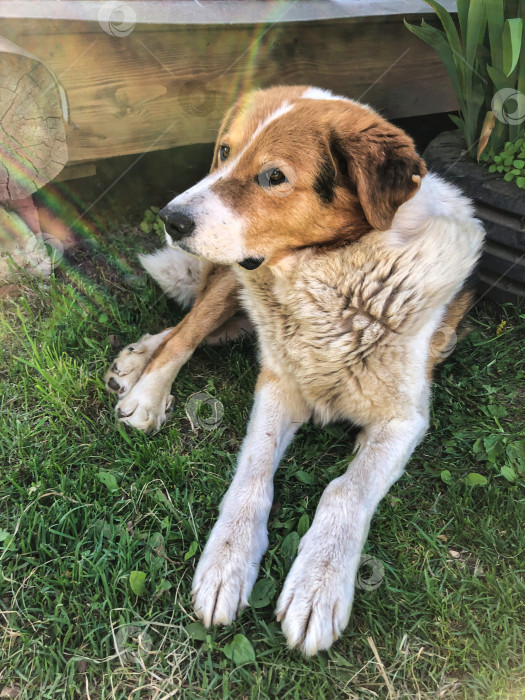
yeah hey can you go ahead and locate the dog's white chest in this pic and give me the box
[237,250,422,424]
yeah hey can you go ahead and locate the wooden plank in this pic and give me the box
[54,161,96,182]
[1,14,457,163]
[0,0,459,26]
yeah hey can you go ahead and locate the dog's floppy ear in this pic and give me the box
[329,115,427,231]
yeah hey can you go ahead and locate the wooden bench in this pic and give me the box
[0,0,457,183]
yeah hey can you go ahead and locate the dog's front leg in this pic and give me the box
[192,369,310,627]
[108,265,240,432]
[277,409,429,656]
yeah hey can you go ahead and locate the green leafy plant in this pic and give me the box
[140,205,164,238]
[480,135,525,187]
[405,0,525,160]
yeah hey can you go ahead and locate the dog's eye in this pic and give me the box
[257,164,295,193]
[219,144,230,162]
[268,168,286,185]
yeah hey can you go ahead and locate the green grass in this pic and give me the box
[0,222,524,699]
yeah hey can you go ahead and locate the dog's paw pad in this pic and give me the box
[105,335,156,398]
[276,534,356,656]
[107,377,124,394]
[191,556,251,628]
[115,381,171,433]
[191,523,268,627]
[116,405,136,419]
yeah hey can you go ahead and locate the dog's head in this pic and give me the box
[159,86,427,269]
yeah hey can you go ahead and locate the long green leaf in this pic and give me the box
[404,19,466,114]
[491,119,509,156]
[422,0,465,81]
[464,0,488,148]
[502,18,523,76]
[511,18,525,143]
[485,0,504,74]
[487,64,514,90]
[465,0,487,84]
[456,0,470,47]
[466,83,487,152]
[518,2,525,98]
[448,113,467,137]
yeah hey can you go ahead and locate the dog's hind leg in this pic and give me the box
[426,287,474,379]
[110,264,241,432]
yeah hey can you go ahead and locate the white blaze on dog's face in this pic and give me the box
[159,86,427,269]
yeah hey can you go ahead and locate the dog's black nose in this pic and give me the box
[159,207,195,240]
[238,257,265,270]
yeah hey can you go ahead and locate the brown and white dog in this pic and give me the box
[106,86,484,655]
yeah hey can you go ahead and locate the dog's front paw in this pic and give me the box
[105,334,158,398]
[192,519,268,627]
[115,375,173,433]
[276,531,357,656]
